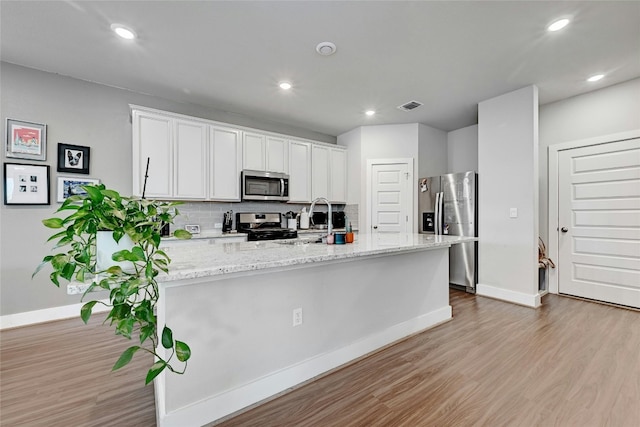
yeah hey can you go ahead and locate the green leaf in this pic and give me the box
[49,271,60,287]
[80,300,98,323]
[139,324,155,344]
[32,255,54,278]
[175,341,191,362]
[83,185,104,203]
[60,262,76,280]
[131,246,146,261]
[42,217,64,228]
[173,229,192,240]
[112,346,140,371]
[145,360,167,385]
[161,326,173,349]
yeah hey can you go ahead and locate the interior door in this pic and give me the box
[370,162,411,233]
[558,138,640,308]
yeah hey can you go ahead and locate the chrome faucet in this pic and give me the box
[308,197,332,235]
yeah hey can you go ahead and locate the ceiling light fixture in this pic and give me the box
[547,18,570,32]
[316,42,337,56]
[111,24,137,40]
[365,110,376,116]
[279,81,292,90]
[587,74,604,82]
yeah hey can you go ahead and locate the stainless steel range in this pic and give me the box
[236,212,298,241]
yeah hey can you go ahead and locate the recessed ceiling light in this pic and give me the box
[316,42,337,56]
[111,24,136,40]
[279,81,292,90]
[587,74,604,82]
[365,110,376,116]
[547,18,570,32]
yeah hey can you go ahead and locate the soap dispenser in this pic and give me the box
[299,207,310,229]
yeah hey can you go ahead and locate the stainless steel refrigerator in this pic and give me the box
[418,171,478,293]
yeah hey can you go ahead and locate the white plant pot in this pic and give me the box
[96,231,135,273]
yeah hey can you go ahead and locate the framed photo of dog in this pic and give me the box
[57,143,90,174]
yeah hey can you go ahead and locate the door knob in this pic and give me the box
[373,225,378,229]
[561,227,568,233]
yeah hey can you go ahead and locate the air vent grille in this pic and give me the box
[397,100,423,111]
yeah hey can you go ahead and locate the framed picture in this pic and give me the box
[3,163,50,205]
[57,176,100,202]
[57,143,90,174]
[5,118,47,161]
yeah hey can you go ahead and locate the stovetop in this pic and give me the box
[236,212,298,241]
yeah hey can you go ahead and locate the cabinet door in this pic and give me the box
[243,132,266,171]
[132,111,173,198]
[288,140,312,203]
[210,126,242,201]
[266,136,288,173]
[329,147,347,203]
[311,145,330,200]
[175,120,207,199]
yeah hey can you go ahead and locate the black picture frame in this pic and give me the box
[57,143,90,174]
[3,162,50,205]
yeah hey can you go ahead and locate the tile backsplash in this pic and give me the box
[171,201,350,232]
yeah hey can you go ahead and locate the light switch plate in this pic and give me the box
[185,224,200,234]
[509,208,518,218]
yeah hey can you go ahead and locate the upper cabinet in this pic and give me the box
[132,106,346,203]
[242,132,288,174]
[288,140,312,203]
[311,144,347,203]
[210,126,242,201]
[132,109,207,200]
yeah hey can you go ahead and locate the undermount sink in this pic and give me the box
[275,238,324,246]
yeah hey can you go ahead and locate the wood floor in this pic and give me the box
[2,290,639,427]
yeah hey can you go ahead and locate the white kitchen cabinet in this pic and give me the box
[132,110,173,198]
[265,136,288,173]
[210,125,242,201]
[243,132,266,171]
[243,132,288,174]
[132,109,208,200]
[174,119,208,199]
[312,144,330,200]
[329,147,347,203]
[311,144,347,203]
[288,140,312,203]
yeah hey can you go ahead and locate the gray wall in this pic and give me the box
[0,62,335,317]
[538,77,640,244]
[447,124,478,173]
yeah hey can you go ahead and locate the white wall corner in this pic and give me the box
[476,283,541,308]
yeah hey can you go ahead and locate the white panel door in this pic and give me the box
[371,163,410,233]
[312,145,330,200]
[132,112,173,198]
[210,126,242,201]
[288,140,312,203]
[243,132,266,171]
[558,138,640,308]
[175,119,207,199]
[266,136,288,173]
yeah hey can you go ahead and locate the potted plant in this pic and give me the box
[33,184,192,384]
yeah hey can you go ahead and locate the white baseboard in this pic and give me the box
[0,299,110,330]
[476,283,541,308]
[158,305,452,427]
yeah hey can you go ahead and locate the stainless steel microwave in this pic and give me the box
[241,170,289,201]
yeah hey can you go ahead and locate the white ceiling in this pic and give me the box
[1,1,639,136]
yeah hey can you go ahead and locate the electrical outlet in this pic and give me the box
[509,208,518,219]
[214,223,222,229]
[292,308,303,327]
[185,224,200,234]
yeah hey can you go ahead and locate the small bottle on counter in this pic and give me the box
[326,233,334,244]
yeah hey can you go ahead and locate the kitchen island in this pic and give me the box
[154,233,476,427]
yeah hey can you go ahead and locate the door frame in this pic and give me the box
[547,129,640,295]
[365,158,414,234]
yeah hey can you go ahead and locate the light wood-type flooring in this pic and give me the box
[2,290,639,427]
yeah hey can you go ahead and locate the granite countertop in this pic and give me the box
[161,230,247,241]
[67,233,476,294]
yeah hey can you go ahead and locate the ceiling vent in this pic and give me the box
[397,100,423,112]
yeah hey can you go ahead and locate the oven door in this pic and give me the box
[242,170,289,201]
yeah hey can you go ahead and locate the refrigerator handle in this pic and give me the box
[438,191,444,235]
[435,192,441,235]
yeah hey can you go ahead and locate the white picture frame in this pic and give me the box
[56,176,100,202]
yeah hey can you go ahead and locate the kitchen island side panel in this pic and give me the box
[156,247,450,427]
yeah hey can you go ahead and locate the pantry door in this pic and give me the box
[367,159,413,234]
[558,138,640,308]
